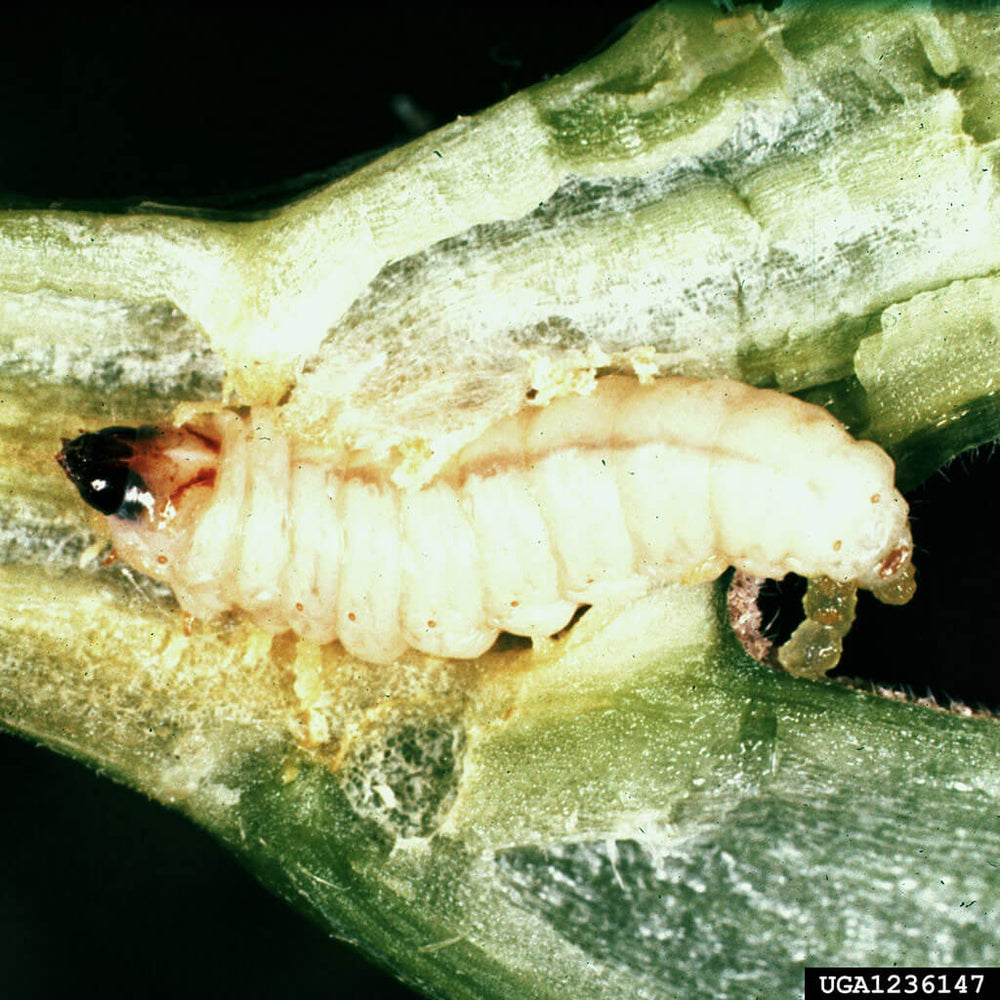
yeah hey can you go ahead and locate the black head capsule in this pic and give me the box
[57,426,156,520]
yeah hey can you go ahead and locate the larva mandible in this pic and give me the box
[57,376,915,667]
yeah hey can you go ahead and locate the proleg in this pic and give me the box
[57,376,915,668]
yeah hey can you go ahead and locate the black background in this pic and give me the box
[1,5,998,999]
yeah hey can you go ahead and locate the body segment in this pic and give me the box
[58,377,914,665]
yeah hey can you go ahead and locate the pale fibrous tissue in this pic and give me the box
[58,376,915,670]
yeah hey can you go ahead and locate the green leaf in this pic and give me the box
[2,4,1000,998]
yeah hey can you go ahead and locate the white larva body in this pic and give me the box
[95,377,913,664]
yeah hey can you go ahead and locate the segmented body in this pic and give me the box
[60,377,914,664]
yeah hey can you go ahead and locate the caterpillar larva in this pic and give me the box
[57,376,915,669]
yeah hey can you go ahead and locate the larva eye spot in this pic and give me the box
[57,427,151,518]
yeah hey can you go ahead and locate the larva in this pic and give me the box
[57,377,915,668]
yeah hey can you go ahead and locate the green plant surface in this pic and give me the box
[2,4,1000,999]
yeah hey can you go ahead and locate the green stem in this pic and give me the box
[4,5,1000,999]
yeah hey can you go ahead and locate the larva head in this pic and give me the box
[58,423,220,528]
[58,426,157,519]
